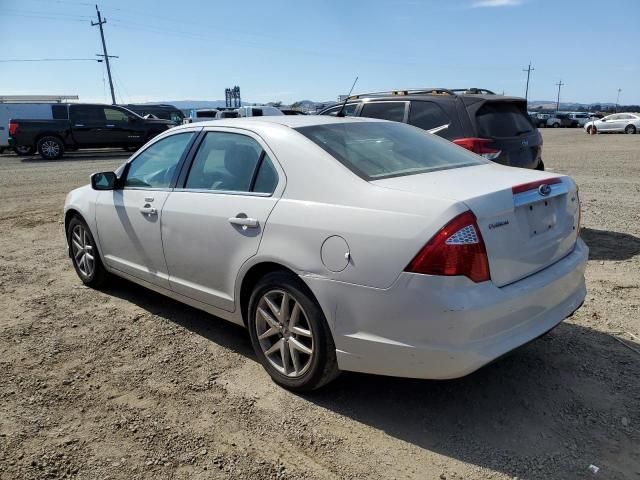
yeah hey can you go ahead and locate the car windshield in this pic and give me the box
[296,121,485,180]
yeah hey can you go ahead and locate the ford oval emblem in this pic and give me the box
[538,184,551,196]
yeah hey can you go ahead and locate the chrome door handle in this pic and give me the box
[140,206,157,216]
[106,124,115,128]
[228,216,258,228]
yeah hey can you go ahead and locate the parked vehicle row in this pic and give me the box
[529,111,601,128]
[8,104,173,159]
[319,87,545,170]
[64,115,587,391]
[184,105,284,123]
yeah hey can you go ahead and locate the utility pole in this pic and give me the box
[555,80,564,112]
[615,88,622,112]
[523,62,534,102]
[92,5,116,104]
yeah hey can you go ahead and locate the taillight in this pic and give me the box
[453,137,501,160]
[8,121,18,136]
[405,210,490,283]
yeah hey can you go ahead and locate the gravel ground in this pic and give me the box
[0,130,639,480]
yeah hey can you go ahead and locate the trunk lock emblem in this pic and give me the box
[538,184,551,196]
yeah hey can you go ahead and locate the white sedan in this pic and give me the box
[584,112,640,134]
[64,116,587,391]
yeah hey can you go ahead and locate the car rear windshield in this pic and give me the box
[475,101,534,138]
[296,122,485,180]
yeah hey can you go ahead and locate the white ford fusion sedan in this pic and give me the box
[64,116,587,391]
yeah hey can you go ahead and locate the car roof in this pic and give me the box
[171,115,381,131]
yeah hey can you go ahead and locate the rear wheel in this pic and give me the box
[67,215,109,288]
[14,145,35,156]
[552,122,560,128]
[247,272,339,392]
[625,124,636,134]
[37,136,64,160]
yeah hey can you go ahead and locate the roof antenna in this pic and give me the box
[336,76,359,117]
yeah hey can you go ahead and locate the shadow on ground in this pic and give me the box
[581,227,640,261]
[105,279,640,479]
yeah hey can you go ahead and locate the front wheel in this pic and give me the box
[586,126,596,134]
[552,123,560,128]
[14,145,35,156]
[248,272,339,392]
[625,124,636,134]
[67,216,109,288]
[37,136,64,160]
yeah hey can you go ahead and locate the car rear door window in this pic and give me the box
[475,102,534,138]
[252,156,278,194]
[359,102,406,122]
[185,132,268,192]
[72,105,106,123]
[408,101,450,131]
[51,105,68,120]
[125,132,195,188]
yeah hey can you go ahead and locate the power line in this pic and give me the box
[91,4,117,105]
[522,62,534,102]
[0,58,102,63]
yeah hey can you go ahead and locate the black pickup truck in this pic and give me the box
[8,104,172,159]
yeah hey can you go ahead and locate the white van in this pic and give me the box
[0,103,65,154]
[236,106,284,117]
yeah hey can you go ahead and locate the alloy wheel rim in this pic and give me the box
[71,224,95,277]
[42,140,60,157]
[255,289,314,378]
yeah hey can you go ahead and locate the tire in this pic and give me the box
[247,271,339,392]
[587,126,596,135]
[552,123,560,128]
[14,145,35,156]
[0,147,4,154]
[535,160,545,171]
[625,124,636,134]
[67,215,109,288]
[37,136,64,160]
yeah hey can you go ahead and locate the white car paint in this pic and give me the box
[584,112,640,133]
[64,116,587,380]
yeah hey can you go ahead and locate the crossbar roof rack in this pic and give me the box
[450,88,496,95]
[348,88,455,99]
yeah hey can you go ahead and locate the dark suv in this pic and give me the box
[318,88,544,170]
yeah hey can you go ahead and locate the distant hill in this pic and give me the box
[142,100,250,110]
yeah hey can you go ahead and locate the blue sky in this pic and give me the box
[1,0,638,104]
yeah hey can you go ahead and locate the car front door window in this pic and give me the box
[125,132,196,189]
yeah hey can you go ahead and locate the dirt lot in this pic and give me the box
[0,130,639,480]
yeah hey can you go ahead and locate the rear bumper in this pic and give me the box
[304,238,588,379]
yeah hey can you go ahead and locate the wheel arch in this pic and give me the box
[35,132,65,146]
[238,261,299,326]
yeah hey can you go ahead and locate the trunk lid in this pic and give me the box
[373,164,580,287]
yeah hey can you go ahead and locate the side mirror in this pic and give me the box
[91,171,118,190]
